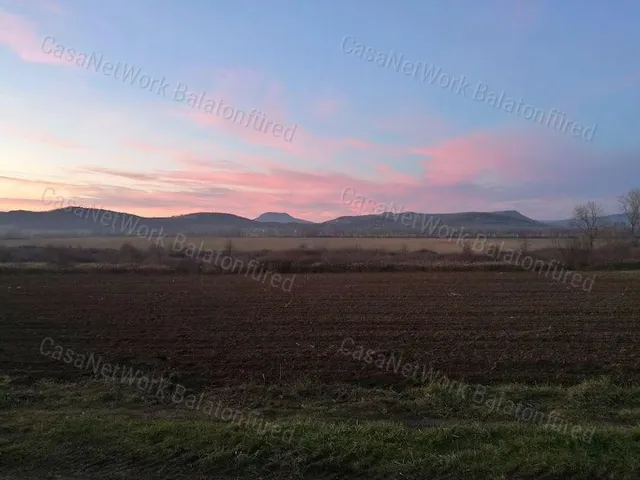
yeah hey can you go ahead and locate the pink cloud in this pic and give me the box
[496,0,539,29]
[207,67,264,98]
[121,141,202,160]
[2,0,66,15]
[0,159,378,219]
[620,70,640,85]
[373,113,450,139]
[183,109,300,154]
[411,129,554,186]
[372,164,418,185]
[78,167,161,183]
[183,107,410,167]
[313,98,342,118]
[2,123,621,221]
[171,68,416,165]
[0,9,63,64]
[165,77,299,155]
[122,141,166,154]
[0,165,548,219]
[0,175,74,187]
[0,196,50,210]
[0,122,85,150]
[0,175,82,211]
[340,137,379,151]
[121,139,294,173]
[166,68,323,157]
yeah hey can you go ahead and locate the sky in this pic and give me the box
[0,0,639,222]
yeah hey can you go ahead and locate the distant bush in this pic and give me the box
[118,243,144,263]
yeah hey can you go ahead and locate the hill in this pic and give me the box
[0,207,559,238]
[254,212,312,224]
[542,213,628,228]
[323,210,546,234]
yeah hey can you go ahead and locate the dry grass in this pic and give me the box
[0,235,560,253]
[3,237,638,275]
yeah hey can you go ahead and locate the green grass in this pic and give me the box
[1,375,639,479]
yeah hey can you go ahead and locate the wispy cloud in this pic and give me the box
[0,122,85,150]
[0,9,62,64]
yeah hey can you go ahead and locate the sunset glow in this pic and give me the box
[1,0,639,221]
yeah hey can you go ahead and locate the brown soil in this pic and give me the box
[1,271,638,388]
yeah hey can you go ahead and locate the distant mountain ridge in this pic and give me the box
[542,213,628,228]
[0,207,594,238]
[254,212,312,224]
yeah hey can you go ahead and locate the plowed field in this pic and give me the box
[1,271,638,387]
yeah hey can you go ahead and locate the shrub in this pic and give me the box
[118,243,144,264]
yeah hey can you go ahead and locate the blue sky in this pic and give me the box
[1,0,639,221]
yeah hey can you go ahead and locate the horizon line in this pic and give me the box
[0,206,612,223]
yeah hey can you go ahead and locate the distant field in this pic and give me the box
[0,235,560,253]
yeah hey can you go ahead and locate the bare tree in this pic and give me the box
[618,188,640,240]
[570,201,605,250]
